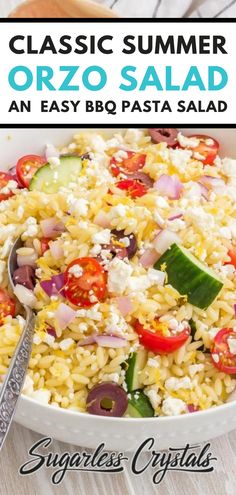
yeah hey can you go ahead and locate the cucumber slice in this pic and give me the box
[125,349,147,392]
[29,155,82,193]
[154,243,223,309]
[127,390,154,418]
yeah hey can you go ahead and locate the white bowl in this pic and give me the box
[1,127,236,451]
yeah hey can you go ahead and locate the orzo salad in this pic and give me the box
[0,128,236,418]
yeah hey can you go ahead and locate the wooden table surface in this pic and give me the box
[1,0,236,493]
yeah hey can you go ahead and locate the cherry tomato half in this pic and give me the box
[0,172,16,202]
[65,257,107,308]
[224,248,236,269]
[116,179,148,199]
[211,328,236,374]
[16,155,46,188]
[41,237,51,255]
[110,151,146,177]
[182,135,219,166]
[134,319,190,354]
[0,288,16,325]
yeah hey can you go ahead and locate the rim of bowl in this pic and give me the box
[19,392,236,422]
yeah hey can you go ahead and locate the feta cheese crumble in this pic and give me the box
[127,268,165,292]
[22,375,34,396]
[177,133,199,149]
[0,180,18,195]
[108,258,132,294]
[22,377,51,405]
[23,217,38,238]
[125,128,143,143]
[67,196,89,217]
[113,150,128,162]
[212,353,220,363]
[165,376,192,391]
[68,264,83,278]
[144,389,161,409]
[169,149,193,173]
[228,338,236,355]
[30,389,51,405]
[147,358,160,368]
[92,229,111,244]
[162,397,187,416]
[189,364,204,377]
[186,207,215,230]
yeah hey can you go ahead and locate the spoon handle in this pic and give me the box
[0,308,35,451]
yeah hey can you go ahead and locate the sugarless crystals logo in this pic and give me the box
[19,437,217,485]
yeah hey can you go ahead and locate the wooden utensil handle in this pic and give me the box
[9,0,119,18]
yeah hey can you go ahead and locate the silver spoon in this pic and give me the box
[0,237,35,451]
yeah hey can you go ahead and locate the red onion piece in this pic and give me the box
[115,296,133,316]
[234,304,236,317]
[55,303,77,330]
[153,229,181,255]
[154,174,183,200]
[47,327,57,338]
[40,273,65,297]
[50,240,63,260]
[187,404,200,413]
[78,334,97,346]
[40,218,65,238]
[94,335,127,348]
[197,182,209,200]
[199,175,225,190]
[139,248,160,268]
[168,213,184,221]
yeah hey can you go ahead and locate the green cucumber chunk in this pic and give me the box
[125,349,147,392]
[127,390,154,418]
[154,243,223,310]
[29,155,82,193]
